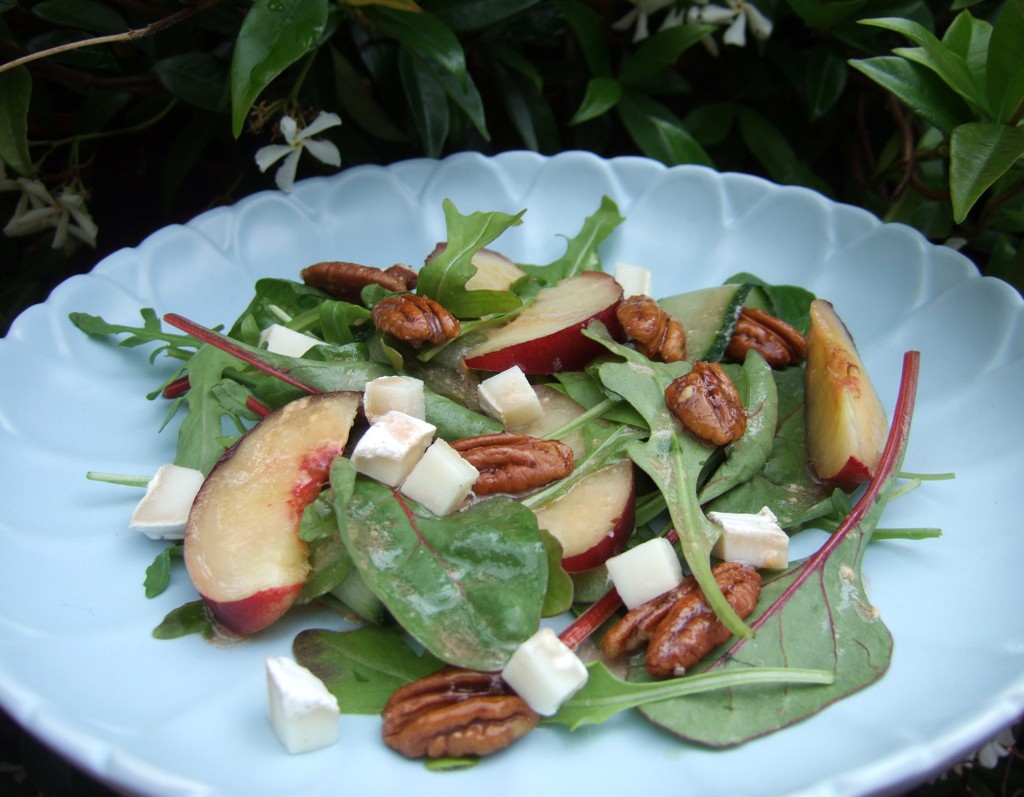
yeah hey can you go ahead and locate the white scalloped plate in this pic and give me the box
[2,151,1022,797]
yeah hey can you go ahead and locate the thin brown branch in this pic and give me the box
[887,94,917,200]
[0,0,225,76]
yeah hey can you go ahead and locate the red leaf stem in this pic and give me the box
[246,396,271,418]
[163,313,320,396]
[161,374,191,399]
[735,349,920,646]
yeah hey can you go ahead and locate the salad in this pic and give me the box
[71,196,931,763]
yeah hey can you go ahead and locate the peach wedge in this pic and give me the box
[184,392,361,635]
[805,299,888,486]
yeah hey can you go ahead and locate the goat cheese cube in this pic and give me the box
[501,627,588,716]
[613,261,652,298]
[266,657,340,754]
[129,463,205,540]
[258,324,321,357]
[478,366,542,429]
[363,375,426,422]
[351,411,436,486]
[604,537,683,609]
[400,439,479,516]
[708,507,789,570]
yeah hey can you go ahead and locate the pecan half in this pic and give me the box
[451,433,573,495]
[664,361,747,446]
[601,577,701,659]
[726,307,807,368]
[382,667,539,759]
[301,261,417,303]
[645,561,761,677]
[372,293,461,347]
[615,295,687,362]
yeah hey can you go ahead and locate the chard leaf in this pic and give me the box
[640,353,920,746]
[416,199,525,318]
[294,625,444,714]
[550,661,834,729]
[587,332,752,639]
[336,471,549,671]
[518,195,625,283]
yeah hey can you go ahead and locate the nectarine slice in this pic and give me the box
[184,392,360,634]
[464,271,623,373]
[805,299,888,486]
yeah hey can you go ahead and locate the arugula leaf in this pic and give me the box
[416,199,525,318]
[143,544,183,598]
[336,466,550,671]
[586,330,752,639]
[152,600,214,640]
[518,195,624,284]
[550,661,834,729]
[294,625,444,714]
[70,308,196,355]
[640,352,920,746]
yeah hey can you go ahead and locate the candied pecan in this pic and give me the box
[601,577,701,659]
[616,295,687,362]
[726,307,807,368]
[664,361,747,446]
[372,293,461,347]
[645,561,761,677]
[451,433,573,495]
[382,667,539,759]
[301,261,417,303]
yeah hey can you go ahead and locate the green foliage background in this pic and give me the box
[1,0,1023,335]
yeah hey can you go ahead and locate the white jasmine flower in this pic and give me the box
[688,0,773,46]
[255,111,342,192]
[1,173,97,250]
[612,0,678,41]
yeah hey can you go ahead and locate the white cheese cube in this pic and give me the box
[478,366,542,429]
[363,375,426,422]
[400,439,479,516]
[604,537,683,609]
[613,261,652,298]
[266,657,340,754]
[351,411,436,486]
[259,324,321,358]
[501,627,588,716]
[129,463,206,540]
[708,506,789,570]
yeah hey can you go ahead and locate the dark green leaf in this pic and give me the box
[987,0,1024,123]
[539,528,574,616]
[397,47,450,157]
[949,122,1024,222]
[553,0,611,77]
[848,55,972,134]
[570,77,622,125]
[860,17,988,116]
[294,626,443,714]
[0,66,32,176]
[786,0,868,29]
[31,0,126,34]
[619,24,716,86]
[339,477,549,671]
[805,48,847,120]
[330,47,408,142]
[736,108,798,181]
[364,6,467,88]
[229,0,329,137]
[940,9,990,90]
[430,0,542,32]
[154,52,229,112]
[617,92,713,167]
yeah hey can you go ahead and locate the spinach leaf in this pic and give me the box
[335,462,549,671]
[294,626,444,714]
